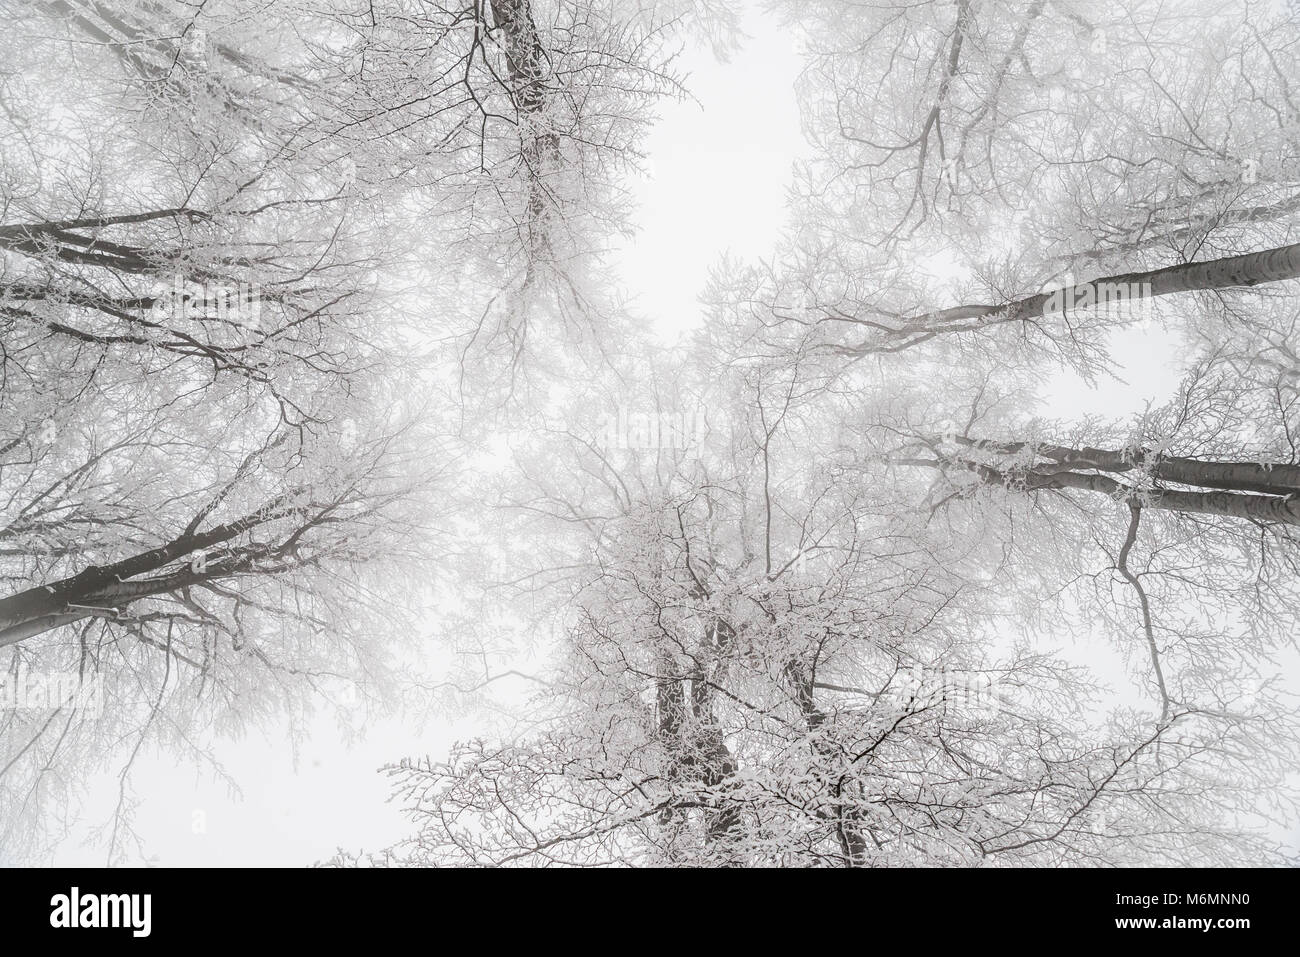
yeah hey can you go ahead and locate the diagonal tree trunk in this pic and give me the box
[908,438,1300,526]
[943,436,1300,496]
[840,241,1300,355]
[0,504,290,648]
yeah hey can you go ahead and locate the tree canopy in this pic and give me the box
[4,0,1300,867]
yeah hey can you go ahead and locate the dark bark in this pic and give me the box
[946,437,1300,496]
[840,241,1300,355]
[490,0,560,231]
[0,498,298,647]
[655,610,743,853]
[911,438,1300,527]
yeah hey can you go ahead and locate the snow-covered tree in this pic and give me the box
[339,0,1300,867]
[1,0,700,860]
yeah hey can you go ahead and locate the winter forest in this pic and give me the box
[2,0,1300,868]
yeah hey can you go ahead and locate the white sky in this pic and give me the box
[610,17,807,342]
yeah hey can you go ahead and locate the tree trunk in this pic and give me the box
[845,241,1300,353]
[0,500,294,647]
[946,437,1300,496]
